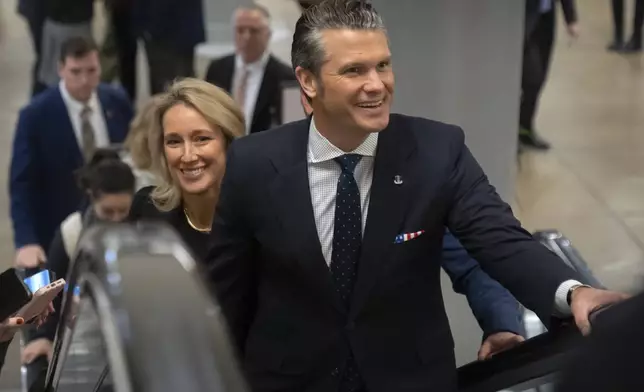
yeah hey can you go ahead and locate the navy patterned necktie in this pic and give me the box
[332,154,365,392]
[332,154,363,304]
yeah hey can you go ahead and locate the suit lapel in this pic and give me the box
[97,88,119,142]
[252,56,276,127]
[53,88,84,166]
[268,119,346,315]
[349,119,418,316]
[221,56,235,92]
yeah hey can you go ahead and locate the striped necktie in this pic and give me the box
[234,67,250,109]
[80,105,97,161]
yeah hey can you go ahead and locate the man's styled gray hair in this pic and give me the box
[291,0,386,76]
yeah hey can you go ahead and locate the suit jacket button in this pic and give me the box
[331,368,340,377]
[345,321,355,331]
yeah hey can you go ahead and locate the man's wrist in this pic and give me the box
[554,280,586,316]
[567,284,592,306]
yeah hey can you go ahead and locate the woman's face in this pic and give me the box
[93,192,133,222]
[162,103,227,196]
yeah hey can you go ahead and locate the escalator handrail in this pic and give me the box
[44,221,248,392]
[457,318,581,392]
[456,307,613,392]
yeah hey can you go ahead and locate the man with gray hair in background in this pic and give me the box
[205,1,627,391]
[205,4,295,135]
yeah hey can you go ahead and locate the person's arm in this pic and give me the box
[441,229,524,339]
[559,0,578,25]
[444,127,580,325]
[205,143,258,355]
[9,107,40,249]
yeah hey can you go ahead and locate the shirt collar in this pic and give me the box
[307,116,379,164]
[235,51,270,73]
[59,80,99,113]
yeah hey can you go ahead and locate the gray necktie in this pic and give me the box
[80,106,96,161]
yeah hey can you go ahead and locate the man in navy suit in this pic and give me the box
[10,36,133,270]
[206,2,627,391]
[300,91,525,359]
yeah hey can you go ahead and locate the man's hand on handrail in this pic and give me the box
[570,288,629,336]
[478,332,525,361]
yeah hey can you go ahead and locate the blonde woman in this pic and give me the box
[121,95,164,189]
[128,78,244,261]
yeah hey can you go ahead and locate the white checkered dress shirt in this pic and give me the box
[307,118,378,266]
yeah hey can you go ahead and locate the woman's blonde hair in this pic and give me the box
[148,78,245,212]
[124,95,163,170]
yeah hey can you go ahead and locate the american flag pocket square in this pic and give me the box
[394,230,425,244]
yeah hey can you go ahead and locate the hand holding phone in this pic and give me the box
[15,279,65,323]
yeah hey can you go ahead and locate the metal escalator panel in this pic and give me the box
[46,222,248,392]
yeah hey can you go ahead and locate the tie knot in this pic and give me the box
[81,105,92,117]
[334,154,362,174]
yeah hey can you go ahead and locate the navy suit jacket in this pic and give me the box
[9,84,133,250]
[17,0,43,20]
[206,114,581,392]
[132,0,205,50]
[442,230,523,338]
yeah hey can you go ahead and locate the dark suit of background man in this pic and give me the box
[206,2,626,392]
[132,0,204,95]
[609,0,644,52]
[520,0,578,150]
[205,4,295,135]
[10,37,132,271]
[16,0,47,96]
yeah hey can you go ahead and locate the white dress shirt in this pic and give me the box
[234,52,270,135]
[59,80,110,150]
[306,117,581,316]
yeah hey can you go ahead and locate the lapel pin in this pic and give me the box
[394,175,403,185]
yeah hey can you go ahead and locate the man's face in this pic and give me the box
[299,29,394,135]
[58,51,101,102]
[234,9,271,64]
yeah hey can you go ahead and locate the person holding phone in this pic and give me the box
[21,149,135,369]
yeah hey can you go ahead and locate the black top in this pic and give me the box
[46,0,93,24]
[129,187,210,263]
[0,340,10,375]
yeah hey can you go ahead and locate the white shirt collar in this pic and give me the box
[59,80,99,113]
[307,116,379,164]
[235,51,271,73]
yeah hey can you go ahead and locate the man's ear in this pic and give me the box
[295,66,318,101]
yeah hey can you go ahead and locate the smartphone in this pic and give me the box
[0,268,33,321]
[23,269,55,294]
[15,279,66,323]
